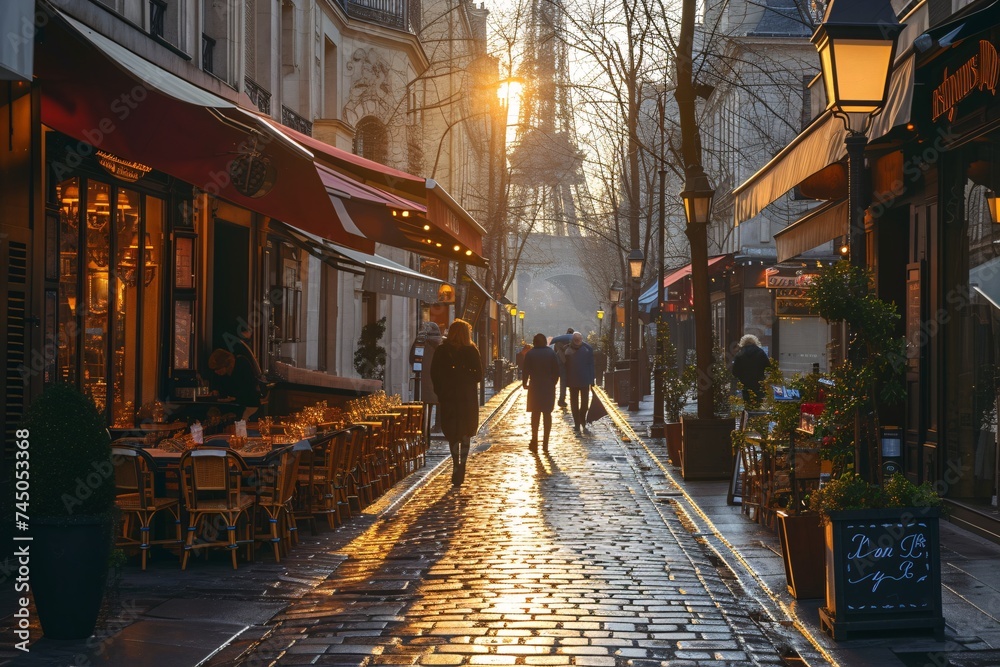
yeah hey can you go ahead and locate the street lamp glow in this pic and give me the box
[681,165,715,226]
[596,309,604,320]
[608,281,623,304]
[627,249,645,281]
[811,0,901,129]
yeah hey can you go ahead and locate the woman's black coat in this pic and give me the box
[522,346,559,413]
[430,341,483,441]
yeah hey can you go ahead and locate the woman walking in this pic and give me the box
[522,333,559,452]
[430,319,483,485]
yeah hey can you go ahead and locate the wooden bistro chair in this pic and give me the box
[112,445,182,570]
[255,440,309,562]
[178,449,255,570]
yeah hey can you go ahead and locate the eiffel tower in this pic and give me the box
[510,0,598,339]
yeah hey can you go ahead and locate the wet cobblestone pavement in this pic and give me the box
[229,389,803,667]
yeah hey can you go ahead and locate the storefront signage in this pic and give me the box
[931,40,999,122]
[96,151,152,183]
[764,267,817,290]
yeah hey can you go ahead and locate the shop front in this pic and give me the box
[1,6,485,444]
[911,9,1000,538]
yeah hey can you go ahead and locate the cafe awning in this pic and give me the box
[263,122,487,265]
[38,10,378,253]
[272,221,444,302]
[774,199,848,262]
[732,54,914,225]
[638,255,733,312]
[38,9,486,266]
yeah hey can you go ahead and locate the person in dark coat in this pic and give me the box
[430,319,483,485]
[732,334,770,408]
[207,348,260,421]
[564,332,596,432]
[553,328,574,407]
[522,333,559,452]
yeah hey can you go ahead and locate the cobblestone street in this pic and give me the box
[229,390,807,667]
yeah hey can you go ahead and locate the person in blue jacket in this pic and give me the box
[564,332,596,433]
[522,333,560,452]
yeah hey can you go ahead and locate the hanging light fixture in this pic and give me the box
[987,190,1000,224]
[119,232,157,287]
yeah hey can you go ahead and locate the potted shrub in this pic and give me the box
[354,316,387,382]
[656,322,693,466]
[680,342,736,480]
[809,473,944,640]
[20,383,116,640]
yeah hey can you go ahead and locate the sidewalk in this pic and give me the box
[610,393,1000,667]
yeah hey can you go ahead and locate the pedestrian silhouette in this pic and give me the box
[564,332,596,433]
[522,333,559,452]
[430,319,483,485]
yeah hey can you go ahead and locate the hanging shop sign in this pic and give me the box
[766,267,819,316]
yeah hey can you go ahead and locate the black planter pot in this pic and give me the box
[819,507,944,641]
[32,516,111,640]
[680,416,736,480]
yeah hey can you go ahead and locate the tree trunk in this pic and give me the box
[674,0,714,419]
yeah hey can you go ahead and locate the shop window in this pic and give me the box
[270,242,302,343]
[354,117,388,164]
[53,176,163,425]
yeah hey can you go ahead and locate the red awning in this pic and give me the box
[37,9,486,266]
[661,255,733,291]
[270,121,486,263]
[38,11,378,254]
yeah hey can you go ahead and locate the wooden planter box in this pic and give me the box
[665,422,682,466]
[680,416,736,480]
[819,507,944,640]
[776,511,825,599]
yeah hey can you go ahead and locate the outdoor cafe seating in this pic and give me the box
[110,392,427,570]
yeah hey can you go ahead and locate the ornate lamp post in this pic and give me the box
[596,309,604,339]
[651,88,669,438]
[680,165,715,419]
[811,0,901,269]
[608,281,623,368]
[518,310,525,342]
[812,0,900,480]
[627,249,645,412]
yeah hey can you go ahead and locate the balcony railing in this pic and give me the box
[281,106,313,136]
[244,76,272,115]
[335,0,410,31]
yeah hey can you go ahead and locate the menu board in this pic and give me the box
[460,280,487,327]
[837,515,938,613]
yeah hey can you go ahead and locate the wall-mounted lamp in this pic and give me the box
[987,191,1000,223]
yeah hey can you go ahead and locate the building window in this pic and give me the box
[354,117,388,164]
[202,0,233,84]
[150,0,167,37]
[323,38,338,119]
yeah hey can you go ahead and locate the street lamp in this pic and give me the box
[651,89,668,438]
[681,164,716,419]
[596,309,604,339]
[518,310,525,342]
[812,0,900,480]
[608,281,623,367]
[627,249,645,412]
[811,0,901,268]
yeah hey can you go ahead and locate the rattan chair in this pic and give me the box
[178,449,255,570]
[255,440,308,562]
[112,445,182,570]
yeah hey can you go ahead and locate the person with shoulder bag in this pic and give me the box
[430,319,483,486]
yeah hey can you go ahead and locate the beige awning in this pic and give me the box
[733,54,914,225]
[774,199,848,262]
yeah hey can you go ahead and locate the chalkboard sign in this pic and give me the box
[460,281,488,327]
[821,507,944,640]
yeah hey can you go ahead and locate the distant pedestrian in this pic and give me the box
[515,341,531,378]
[431,319,483,485]
[732,334,770,408]
[554,328,574,407]
[564,332,596,433]
[410,322,443,432]
[522,333,559,452]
